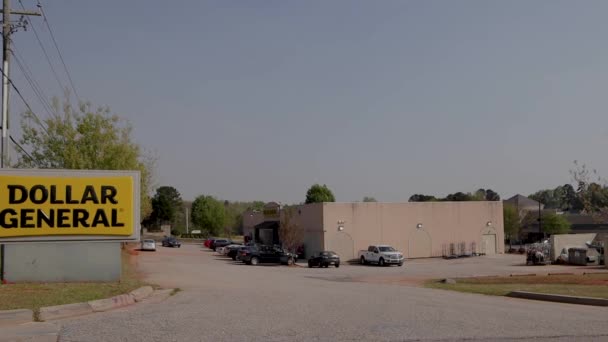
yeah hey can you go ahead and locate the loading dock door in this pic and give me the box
[482,234,496,255]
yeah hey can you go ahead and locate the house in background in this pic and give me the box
[503,194,544,212]
[505,194,608,243]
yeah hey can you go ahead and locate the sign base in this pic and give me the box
[4,242,121,282]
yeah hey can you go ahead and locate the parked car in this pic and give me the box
[211,239,233,251]
[228,245,247,260]
[219,244,242,256]
[239,245,296,266]
[358,245,404,266]
[162,237,181,248]
[141,239,156,251]
[308,251,340,268]
[204,238,217,248]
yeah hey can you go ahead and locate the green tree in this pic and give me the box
[250,201,265,211]
[474,189,500,201]
[570,161,608,220]
[16,98,155,219]
[408,194,437,202]
[191,195,225,236]
[541,212,571,235]
[561,184,582,211]
[362,196,377,202]
[444,192,474,201]
[503,204,520,248]
[219,200,267,236]
[473,189,486,201]
[305,184,335,204]
[151,186,183,224]
[529,189,561,209]
[484,189,500,201]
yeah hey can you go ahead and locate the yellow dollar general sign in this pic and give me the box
[0,171,137,241]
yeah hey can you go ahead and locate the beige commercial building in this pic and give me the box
[244,201,504,260]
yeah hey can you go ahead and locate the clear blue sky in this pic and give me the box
[9,0,608,203]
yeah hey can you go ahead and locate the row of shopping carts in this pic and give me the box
[441,242,479,259]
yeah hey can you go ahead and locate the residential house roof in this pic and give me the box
[504,194,543,209]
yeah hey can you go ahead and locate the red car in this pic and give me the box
[204,238,217,248]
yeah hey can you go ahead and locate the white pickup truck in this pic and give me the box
[358,245,404,266]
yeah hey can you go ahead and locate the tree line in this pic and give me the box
[144,186,267,237]
[409,188,500,202]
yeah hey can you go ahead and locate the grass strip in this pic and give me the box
[0,249,149,311]
[426,273,608,299]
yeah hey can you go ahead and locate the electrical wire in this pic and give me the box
[17,0,65,94]
[38,1,81,104]
[0,65,50,135]
[11,46,56,119]
[10,135,36,163]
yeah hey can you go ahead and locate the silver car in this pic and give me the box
[141,239,156,251]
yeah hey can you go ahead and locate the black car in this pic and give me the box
[161,237,181,248]
[210,239,232,251]
[308,251,340,268]
[227,245,247,260]
[239,245,296,266]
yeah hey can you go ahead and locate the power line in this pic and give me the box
[11,45,56,119]
[38,2,81,104]
[10,134,35,163]
[0,64,49,135]
[17,0,65,93]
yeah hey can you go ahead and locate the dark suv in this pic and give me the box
[239,245,296,266]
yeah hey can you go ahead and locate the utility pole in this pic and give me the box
[538,201,542,241]
[1,0,40,168]
[185,207,189,234]
[0,0,40,283]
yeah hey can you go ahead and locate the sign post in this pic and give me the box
[0,169,140,282]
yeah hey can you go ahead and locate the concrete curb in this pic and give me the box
[507,291,608,307]
[1,286,170,327]
[39,302,93,322]
[129,286,154,302]
[0,322,60,342]
[141,289,174,304]
[0,309,34,327]
[88,294,135,312]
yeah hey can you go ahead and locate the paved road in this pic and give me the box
[58,245,608,341]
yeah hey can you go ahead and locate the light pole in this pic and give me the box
[185,207,189,234]
[538,201,542,242]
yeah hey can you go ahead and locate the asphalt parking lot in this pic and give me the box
[57,244,608,342]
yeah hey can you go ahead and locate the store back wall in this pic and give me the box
[322,201,504,260]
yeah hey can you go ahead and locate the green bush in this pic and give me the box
[179,234,204,239]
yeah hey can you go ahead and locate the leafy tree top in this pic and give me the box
[305,184,336,204]
[17,98,155,219]
[541,212,571,235]
[190,195,225,236]
[151,186,183,223]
